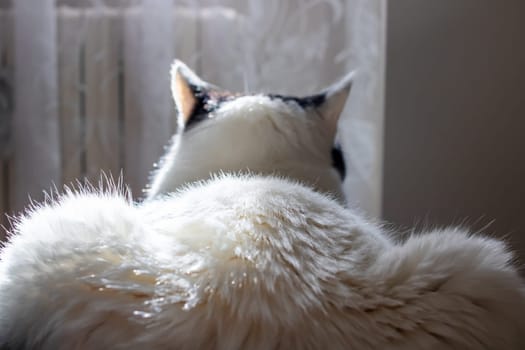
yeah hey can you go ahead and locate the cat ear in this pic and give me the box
[309,71,355,138]
[170,59,220,127]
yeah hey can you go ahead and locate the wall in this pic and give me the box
[384,1,525,259]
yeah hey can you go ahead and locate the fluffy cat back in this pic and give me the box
[1,175,524,349]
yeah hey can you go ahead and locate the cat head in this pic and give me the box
[146,60,354,202]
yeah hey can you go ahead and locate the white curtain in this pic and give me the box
[2,0,386,218]
[12,0,60,212]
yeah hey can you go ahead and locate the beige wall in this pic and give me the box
[383,1,525,259]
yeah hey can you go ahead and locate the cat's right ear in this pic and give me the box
[170,60,218,128]
[316,71,355,140]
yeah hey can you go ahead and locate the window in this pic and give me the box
[0,0,386,237]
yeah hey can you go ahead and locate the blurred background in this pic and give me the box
[384,1,525,259]
[0,1,524,263]
[0,0,385,224]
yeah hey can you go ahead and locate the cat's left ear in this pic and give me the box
[170,59,222,128]
[306,71,355,139]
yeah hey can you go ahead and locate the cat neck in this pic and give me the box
[146,152,345,203]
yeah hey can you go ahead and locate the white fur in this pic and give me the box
[0,175,524,349]
[147,95,344,202]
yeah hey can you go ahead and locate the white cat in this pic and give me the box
[0,61,524,349]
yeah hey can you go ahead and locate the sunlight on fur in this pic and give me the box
[0,60,524,349]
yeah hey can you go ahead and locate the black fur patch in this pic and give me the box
[331,145,346,180]
[184,84,236,130]
[183,91,327,131]
[267,93,326,108]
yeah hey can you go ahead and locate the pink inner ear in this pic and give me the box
[174,71,197,124]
